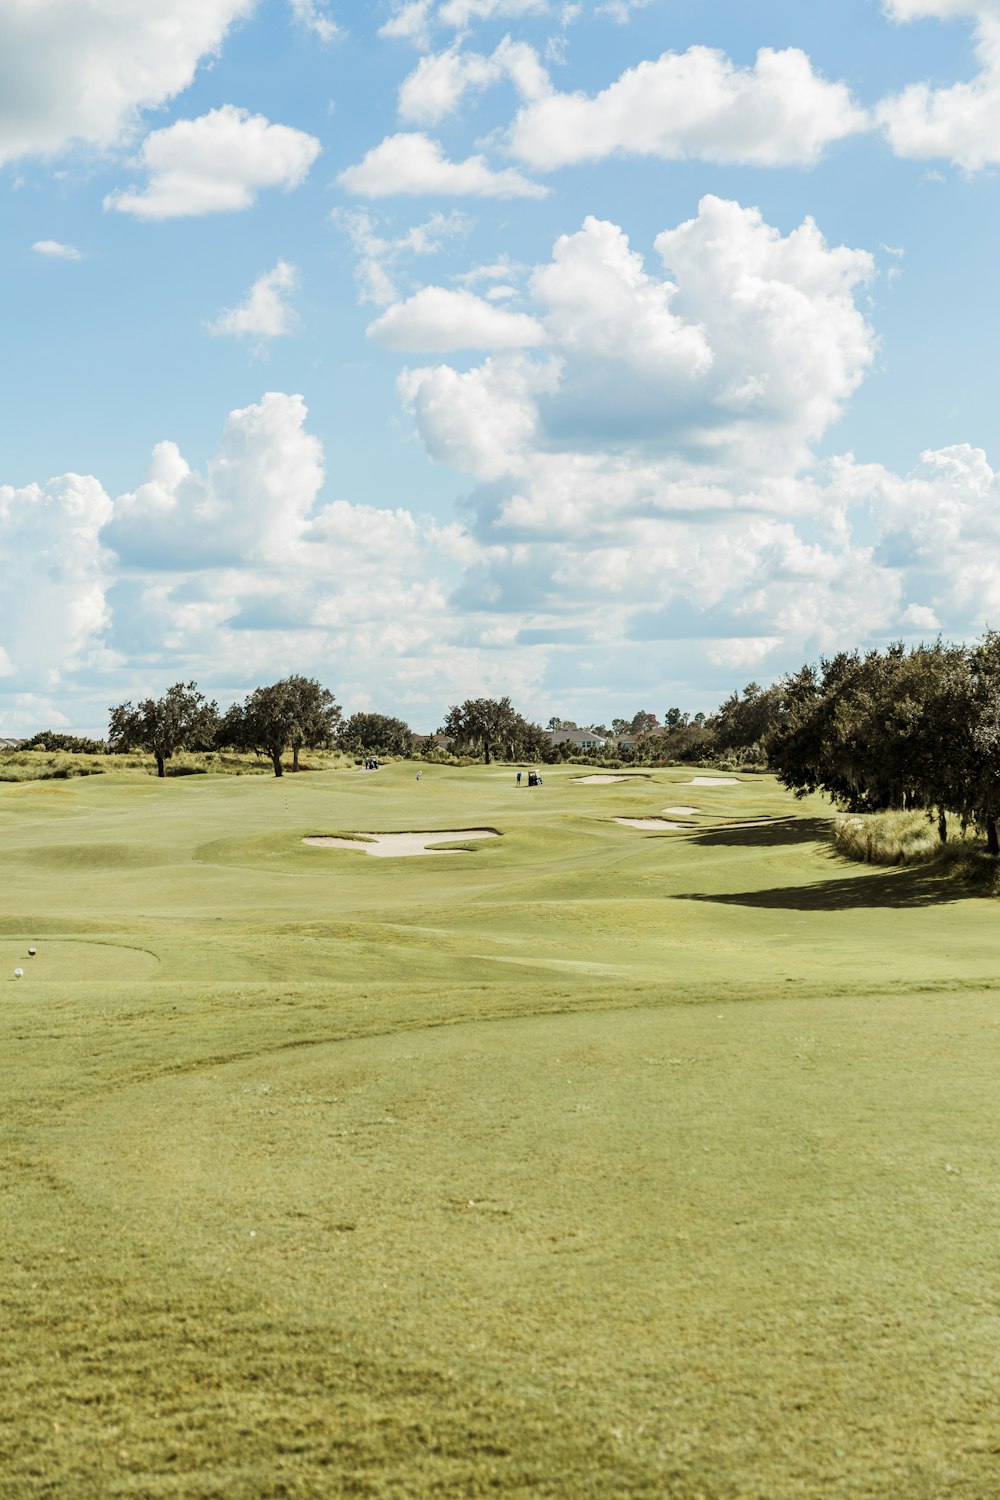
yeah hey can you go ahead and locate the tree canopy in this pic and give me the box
[442,696,544,764]
[759,638,1000,848]
[713,681,785,761]
[339,711,413,757]
[108,682,219,777]
[222,676,341,777]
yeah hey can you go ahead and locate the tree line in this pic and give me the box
[16,685,725,776]
[101,681,718,779]
[107,677,411,778]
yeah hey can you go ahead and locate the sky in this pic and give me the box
[2,0,1000,736]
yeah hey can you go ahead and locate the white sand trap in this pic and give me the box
[662,805,699,816]
[614,817,685,831]
[304,830,499,858]
[575,774,640,784]
[689,776,740,786]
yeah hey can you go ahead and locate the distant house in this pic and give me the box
[612,735,639,749]
[412,733,453,751]
[548,728,607,750]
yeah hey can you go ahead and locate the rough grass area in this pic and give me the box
[831,810,999,891]
[833,809,941,865]
[0,750,112,781]
[2,763,1000,1497]
[0,746,357,782]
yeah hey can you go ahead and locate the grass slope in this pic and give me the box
[1,764,998,1498]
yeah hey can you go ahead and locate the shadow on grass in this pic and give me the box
[678,863,970,910]
[686,816,832,848]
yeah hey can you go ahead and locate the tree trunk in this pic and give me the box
[292,744,300,772]
[987,816,999,857]
[155,754,166,778]
[484,740,492,765]
[937,807,948,844]
[271,750,283,778]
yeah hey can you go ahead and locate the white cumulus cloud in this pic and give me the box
[106,392,325,568]
[438,0,549,25]
[208,260,300,341]
[402,198,873,480]
[398,37,550,124]
[104,105,321,220]
[32,240,82,260]
[506,45,868,169]
[388,198,894,677]
[337,131,547,198]
[400,354,558,479]
[0,474,116,691]
[878,5,1000,168]
[532,215,713,382]
[883,1,1000,20]
[368,286,545,350]
[0,0,255,165]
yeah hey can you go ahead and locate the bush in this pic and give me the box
[21,731,106,754]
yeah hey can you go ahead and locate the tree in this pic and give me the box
[228,676,341,777]
[629,710,659,736]
[340,711,413,757]
[714,681,785,762]
[965,632,1000,853]
[654,719,717,763]
[764,641,975,841]
[108,681,219,777]
[442,696,542,764]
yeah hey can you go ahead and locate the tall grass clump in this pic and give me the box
[834,810,941,866]
[832,810,1000,887]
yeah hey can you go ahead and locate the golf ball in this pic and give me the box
[27,947,36,957]
[13,968,23,980]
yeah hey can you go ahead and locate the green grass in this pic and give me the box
[2,762,999,1497]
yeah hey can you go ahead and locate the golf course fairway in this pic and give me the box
[2,761,998,1498]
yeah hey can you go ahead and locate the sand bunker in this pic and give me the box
[575,774,645,785]
[662,805,699,816]
[688,777,740,786]
[614,817,685,831]
[304,830,499,858]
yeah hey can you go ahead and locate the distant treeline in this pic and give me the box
[18,731,107,755]
[15,687,728,776]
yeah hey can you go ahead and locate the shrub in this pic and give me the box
[21,731,106,754]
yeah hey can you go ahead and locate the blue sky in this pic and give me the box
[2,0,1000,735]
